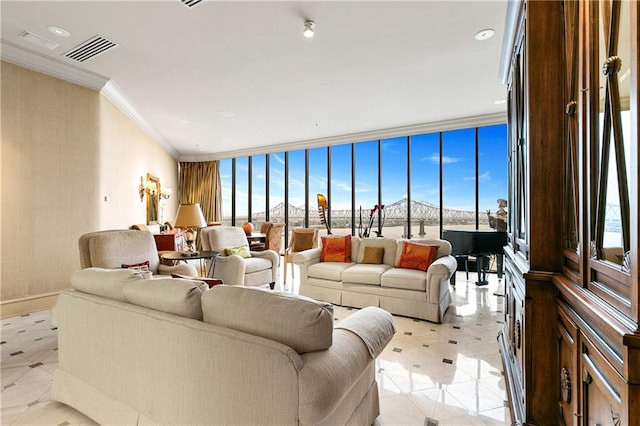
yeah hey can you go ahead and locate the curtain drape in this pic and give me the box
[178,161,222,223]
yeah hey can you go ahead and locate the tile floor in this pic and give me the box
[1,270,510,425]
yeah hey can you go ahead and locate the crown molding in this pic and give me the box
[1,40,179,159]
[100,81,179,159]
[180,112,507,162]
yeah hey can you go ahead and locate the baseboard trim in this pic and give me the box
[0,290,66,319]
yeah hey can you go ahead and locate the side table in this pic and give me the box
[160,250,219,278]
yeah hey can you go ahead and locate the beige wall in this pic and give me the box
[1,61,178,317]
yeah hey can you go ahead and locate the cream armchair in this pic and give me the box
[200,226,279,289]
[79,229,198,276]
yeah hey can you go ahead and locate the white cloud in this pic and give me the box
[422,153,461,164]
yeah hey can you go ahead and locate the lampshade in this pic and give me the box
[174,203,207,229]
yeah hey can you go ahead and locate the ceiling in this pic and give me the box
[1,0,509,160]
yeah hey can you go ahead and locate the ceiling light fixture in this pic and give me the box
[474,28,495,41]
[19,31,59,50]
[303,20,315,38]
[47,25,71,37]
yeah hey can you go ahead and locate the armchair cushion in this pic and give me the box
[224,246,252,258]
[202,285,334,353]
[292,232,315,252]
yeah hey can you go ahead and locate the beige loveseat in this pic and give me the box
[51,268,396,425]
[295,237,457,323]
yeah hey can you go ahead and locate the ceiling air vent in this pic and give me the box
[181,0,204,8]
[64,35,117,63]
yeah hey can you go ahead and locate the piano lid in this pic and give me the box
[442,229,508,256]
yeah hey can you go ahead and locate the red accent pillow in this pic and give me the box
[121,261,150,272]
[320,235,352,262]
[395,242,438,272]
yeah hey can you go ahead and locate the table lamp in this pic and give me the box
[174,203,207,255]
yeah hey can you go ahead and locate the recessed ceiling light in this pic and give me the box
[474,28,495,41]
[47,25,71,37]
[303,20,315,38]
[217,110,235,118]
[19,31,59,50]
[494,99,507,105]
[180,120,189,124]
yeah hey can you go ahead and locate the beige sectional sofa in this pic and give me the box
[295,237,457,323]
[51,268,396,425]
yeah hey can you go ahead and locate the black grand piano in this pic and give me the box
[442,229,508,286]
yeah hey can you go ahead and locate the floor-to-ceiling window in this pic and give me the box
[235,157,249,225]
[478,124,509,230]
[410,132,441,239]
[217,123,508,242]
[308,147,329,237]
[442,128,477,230]
[330,143,353,235]
[381,137,408,239]
[269,152,285,224]
[220,158,233,225]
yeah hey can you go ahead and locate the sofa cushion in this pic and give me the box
[308,262,354,281]
[71,268,148,302]
[409,238,452,259]
[356,238,397,266]
[123,277,205,320]
[362,246,384,264]
[202,285,334,353]
[342,264,390,285]
[320,235,352,262]
[381,267,427,291]
[243,257,274,274]
[395,241,438,271]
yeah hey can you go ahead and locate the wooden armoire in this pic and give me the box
[498,0,639,424]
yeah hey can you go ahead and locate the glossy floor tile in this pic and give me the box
[1,270,510,425]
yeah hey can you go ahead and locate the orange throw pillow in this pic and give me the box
[395,242,438,272]
[320,235,352,262]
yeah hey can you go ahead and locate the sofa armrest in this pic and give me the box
[299,307,395,424]
[293,248,322,287]
[428,255,457,279]
[209,255,247,285]
[293,247,322,265]
[158,263,199,277]
[250,249,279,283]
[425,255,457,303]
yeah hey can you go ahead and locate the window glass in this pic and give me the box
[269,152,285,225]
[251,155,266,225]
[287,150,306,243]
[308,147,328,236]
[381,137,407,239]
[355,140,379,238]
[410,133,441,239]
[235,157,249,225]
[442,129,476,231]
[330,143,353,235]
[219,159,233,225]
[479,124,508,231]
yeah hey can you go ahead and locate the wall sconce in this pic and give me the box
[160,187,172,200]
[139,176,145,202]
